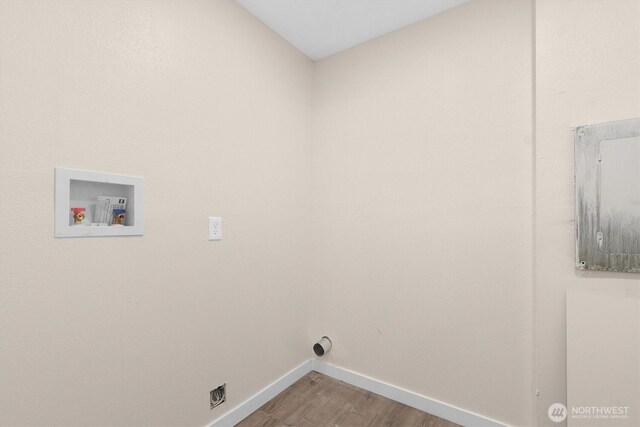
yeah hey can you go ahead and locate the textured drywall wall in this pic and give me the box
[0,1,312,425]
[310,0,534,425]
[535,0,640,425]
[566,290,640,427]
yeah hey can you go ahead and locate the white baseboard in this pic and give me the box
[208,359,312,427]
[312,360,507,427]
[207,358,507,427]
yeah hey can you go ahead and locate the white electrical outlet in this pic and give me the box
[208,217,222,241]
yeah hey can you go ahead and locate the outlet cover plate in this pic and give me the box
[208,217,222,241]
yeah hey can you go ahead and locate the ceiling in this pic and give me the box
[234,0,471,61]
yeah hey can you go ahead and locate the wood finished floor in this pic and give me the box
[236,371,461,427]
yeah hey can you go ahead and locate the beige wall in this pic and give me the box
[535,0,640,425]
[566,290,640,427]
[310,1,534,425]
[0,1,312,426]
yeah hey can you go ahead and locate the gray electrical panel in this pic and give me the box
[575,118,640,273]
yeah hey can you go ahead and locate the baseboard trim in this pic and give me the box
[207,358,507,427]
[312,360,507,427]
[208,359,312,427]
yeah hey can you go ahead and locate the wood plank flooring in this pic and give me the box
[236,371,461,427]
